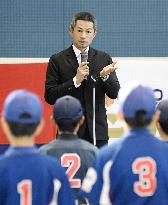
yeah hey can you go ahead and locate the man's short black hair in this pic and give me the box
[125,110,152,128]
[6,120,39,137]
[55,120,79,132]
[157,100,168,134]
[70,12,97,31]
[158,121,168,134]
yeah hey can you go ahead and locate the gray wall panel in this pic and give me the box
[0,0,167,57]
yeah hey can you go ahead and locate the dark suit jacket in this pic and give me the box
[45,46,120,140]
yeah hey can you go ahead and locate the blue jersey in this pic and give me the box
[81,128,168,205]
[0,146,75,205]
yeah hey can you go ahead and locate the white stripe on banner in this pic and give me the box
[0,57,168,64]
[0,58,49,64]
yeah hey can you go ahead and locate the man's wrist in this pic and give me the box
[100,74,109,82]
[73,76,81,88]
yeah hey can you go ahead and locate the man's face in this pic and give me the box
[69,20,96,51]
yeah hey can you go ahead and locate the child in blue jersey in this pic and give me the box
[0,89,75,205]
[80,81,168,205]
[156,99,168,142]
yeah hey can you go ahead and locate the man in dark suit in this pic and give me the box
[45,12,120,148]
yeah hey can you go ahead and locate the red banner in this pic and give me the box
[0,63,56,144]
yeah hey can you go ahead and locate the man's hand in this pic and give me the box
[76,62,89,85]
[100,61,118,78]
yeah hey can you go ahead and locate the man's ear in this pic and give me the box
[79,116,85,126]
[117,111,128,131]
[156,121,161,131]
[69,27,73,37]
[34,119,45,137]
[0,117,12,142]
[50,115,55,123]
[93,30,97,38]
[152,110,160,125]
[117,111,125,121]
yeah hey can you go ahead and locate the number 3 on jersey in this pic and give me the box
[61,153,81,188]
[132,157,157,197]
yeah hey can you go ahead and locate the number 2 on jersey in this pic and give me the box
[61,153,81,188]
[132,157,157,197]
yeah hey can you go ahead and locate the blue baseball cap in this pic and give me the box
[53,95,83,122]
[2,89,43,123]
[118,81,156,118]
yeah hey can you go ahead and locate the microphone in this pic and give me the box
[81,51,88,80]
[81,51,88,63]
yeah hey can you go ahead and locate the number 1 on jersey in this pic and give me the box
[17,180,32,205]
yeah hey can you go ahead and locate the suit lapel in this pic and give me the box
[88,47,97,76]
[88,47,96,60]
[65,46,97,77]
[66,46,79,71]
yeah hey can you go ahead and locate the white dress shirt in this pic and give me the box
[72,45,89,87]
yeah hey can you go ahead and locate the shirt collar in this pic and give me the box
[57,134,78,140]
[72,45,89,58]
[5,146,38,156]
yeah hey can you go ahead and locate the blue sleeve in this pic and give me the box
[80,148,113,205]
[55,165,76,205]
[80,140,125,205]
[0,166,7,204]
